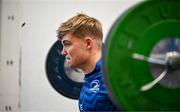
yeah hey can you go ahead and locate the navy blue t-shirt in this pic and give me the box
[78,59,120,111]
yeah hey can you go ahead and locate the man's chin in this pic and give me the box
[65,61,78,68]
[68,64,76,69]
[66,62,74,68]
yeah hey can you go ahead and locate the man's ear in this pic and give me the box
[85,36,93,49]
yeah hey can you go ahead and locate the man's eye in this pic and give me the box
[64,43,71,47]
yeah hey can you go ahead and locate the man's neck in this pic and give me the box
[82,51,101,74]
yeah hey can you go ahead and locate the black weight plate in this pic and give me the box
[46,40,83,99]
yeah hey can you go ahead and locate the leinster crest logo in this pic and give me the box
[89,80,100,92]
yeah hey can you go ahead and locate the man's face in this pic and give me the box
[61,34,89,68]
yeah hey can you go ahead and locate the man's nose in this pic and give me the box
[61,48,67,56]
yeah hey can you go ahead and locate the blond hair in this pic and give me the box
[57,13,103,42]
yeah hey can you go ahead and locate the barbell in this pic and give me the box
[46,0,180,111]
[102,0,180,110]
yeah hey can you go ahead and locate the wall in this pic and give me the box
[0,0,21,111]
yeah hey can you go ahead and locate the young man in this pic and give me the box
[57,13,120,111]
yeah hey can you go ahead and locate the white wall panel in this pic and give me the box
[0,0,21,111]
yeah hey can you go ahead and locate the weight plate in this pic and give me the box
[103,0,180,111]
[46,40,83,99]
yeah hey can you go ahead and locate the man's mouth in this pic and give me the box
[66,57,71,61]
[64,57,71,67]
[65,57,71,64]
